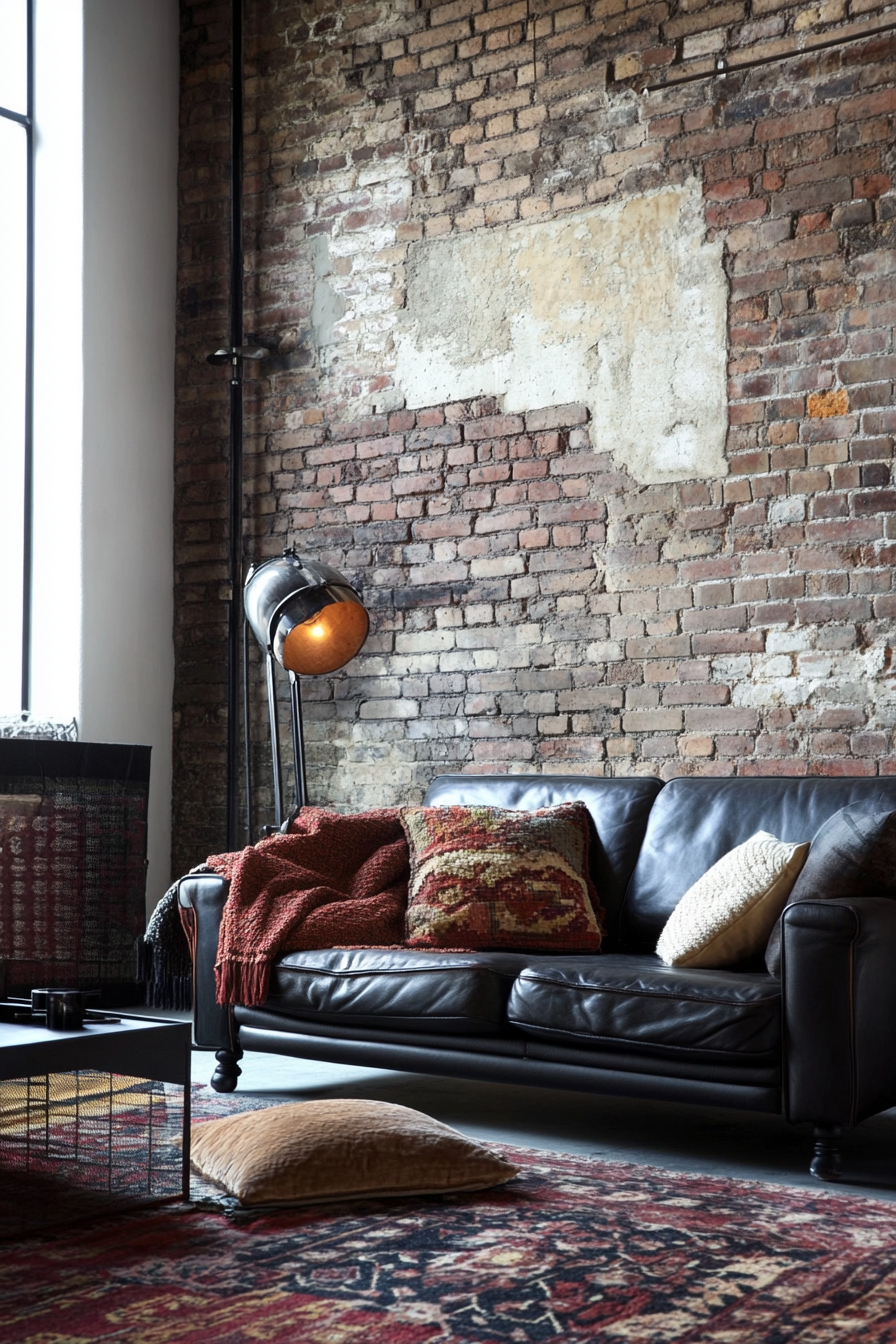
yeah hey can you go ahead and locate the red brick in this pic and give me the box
[392,472,443,496]
[839,88,896,123]
[854,490,896,515]
[692,632,766,655]
[464,414,525,440]
[796,597,872,622]
[524,403,588,432]
[408,19,473,54]
[756,107,837,142]
[809,760,877,777]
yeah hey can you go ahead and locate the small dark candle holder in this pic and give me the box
[32,988,88,1031]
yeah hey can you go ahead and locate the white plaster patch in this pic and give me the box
[768,496,806,525]
[393,182,728,484]
[766,630,813,654]
[728,641,896,717]
[309,235,345,350]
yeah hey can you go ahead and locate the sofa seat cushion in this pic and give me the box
[507,954,781,1063]
[267,947,561,1035]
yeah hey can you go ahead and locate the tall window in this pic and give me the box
[0,0,33,714]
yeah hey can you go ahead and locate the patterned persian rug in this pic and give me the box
[3,1088,896,1342]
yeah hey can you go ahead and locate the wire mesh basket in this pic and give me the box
[0,1069,185,1237]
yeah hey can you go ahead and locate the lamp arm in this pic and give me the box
[242,605,252,843]
[288,671,309,810]
[265,651,283,827]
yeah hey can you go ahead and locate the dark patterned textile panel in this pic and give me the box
[0,741,150,994]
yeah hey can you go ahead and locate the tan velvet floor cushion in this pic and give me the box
[190,1099,519,1207]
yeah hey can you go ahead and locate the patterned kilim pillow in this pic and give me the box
[400,803,604,951]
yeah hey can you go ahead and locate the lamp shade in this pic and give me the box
[244,551,369,676]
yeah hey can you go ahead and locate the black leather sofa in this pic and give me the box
[178,772,896,1179]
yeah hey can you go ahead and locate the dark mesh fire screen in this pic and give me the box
[0,742,151,998]
[0,1069,185,1237]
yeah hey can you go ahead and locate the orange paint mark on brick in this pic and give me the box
[807,389,848,418]
[795,210,829,235]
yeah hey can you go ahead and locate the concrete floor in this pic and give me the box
[144,1009,896,1201]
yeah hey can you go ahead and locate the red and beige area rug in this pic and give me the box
[3,1090,896,1342]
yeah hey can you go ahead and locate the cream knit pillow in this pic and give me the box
[656,831,810,969]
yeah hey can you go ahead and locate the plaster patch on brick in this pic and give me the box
[309,235,346,351]
[732,642,896,714]
[392,182,728,484]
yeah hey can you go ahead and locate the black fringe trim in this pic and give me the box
[136,883,195,1011]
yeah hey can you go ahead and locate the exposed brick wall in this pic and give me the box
[172,0,896,875]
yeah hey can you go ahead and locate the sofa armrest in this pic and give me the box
[782,896,896,1127]
[177,873,236,1052]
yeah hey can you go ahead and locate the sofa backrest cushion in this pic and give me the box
[620,776,896,952]
[423,774,663,946]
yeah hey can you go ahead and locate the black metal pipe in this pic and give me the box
[230,0,243,355]
[640,18,896,92]
[0,103,28,125]
[225,0,244,849]
[21,0,35,711]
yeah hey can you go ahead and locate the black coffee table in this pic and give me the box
[0,1010,192,1233]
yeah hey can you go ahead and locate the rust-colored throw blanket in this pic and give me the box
[207,808,408,1007]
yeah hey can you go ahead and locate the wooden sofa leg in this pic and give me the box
[211,1047,243,1093]
[810,1125,843,1181]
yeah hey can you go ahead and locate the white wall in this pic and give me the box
[78,0,179,912]
[32,0,83,725]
